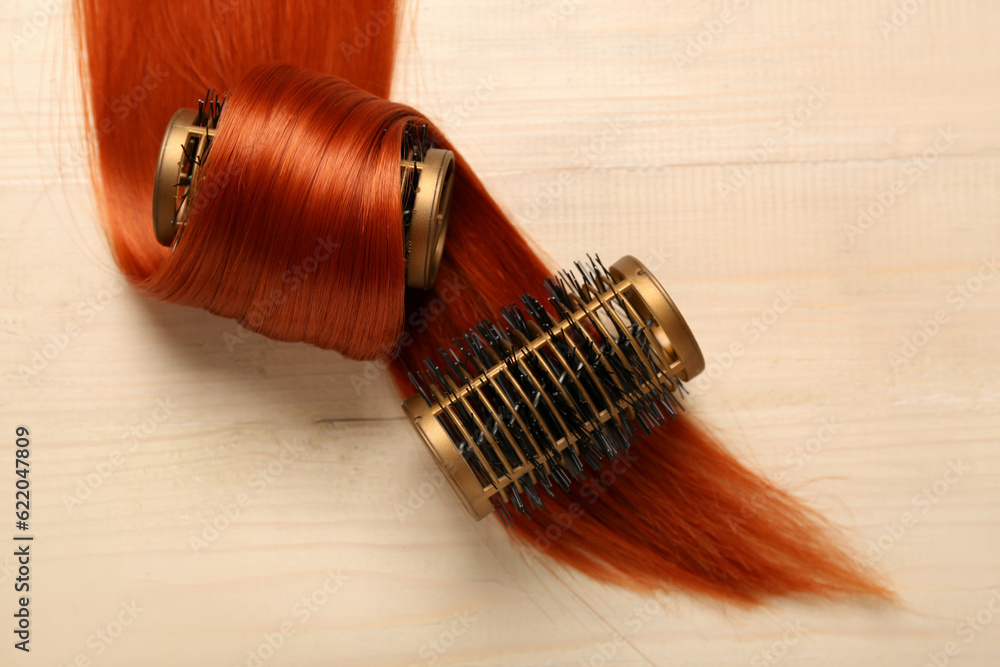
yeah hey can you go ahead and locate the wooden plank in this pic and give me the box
[0,0,997,664]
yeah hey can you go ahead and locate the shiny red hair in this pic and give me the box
[74,0,891,603]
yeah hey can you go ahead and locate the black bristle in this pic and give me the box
[408,371,433,406]
[552,465,573,492]
[563,448,586,480]
[523,479,544,510]
[537,469,555,497]
[508,485,527,516]
[412,257,690,517]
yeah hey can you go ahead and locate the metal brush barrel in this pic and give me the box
[152,106,219,247]
[399,138,454,289]
[152,98,454,289]
[403,255,705,520]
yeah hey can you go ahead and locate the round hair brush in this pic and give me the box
[152,91,456,289]
[401,254,891,603]
[404,255,705,520]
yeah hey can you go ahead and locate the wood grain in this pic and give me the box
[1,1,998,665]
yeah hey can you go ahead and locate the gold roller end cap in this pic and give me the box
[608,255,705,381]
[405,147,455,289]
[152,108,216,247]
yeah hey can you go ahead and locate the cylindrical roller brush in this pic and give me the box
[404,255,705,520]
[400,254,890,603]
[152,90,456,289]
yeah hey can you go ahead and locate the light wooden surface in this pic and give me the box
[2,1,999,665]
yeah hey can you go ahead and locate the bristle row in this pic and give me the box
[400,121,434,254]
[408,256,687,519]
